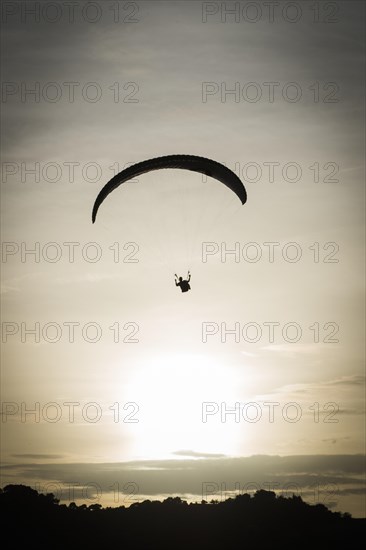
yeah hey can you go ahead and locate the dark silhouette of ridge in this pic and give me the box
[0,485,364,549]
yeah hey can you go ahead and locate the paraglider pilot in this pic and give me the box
[175,272,191,293]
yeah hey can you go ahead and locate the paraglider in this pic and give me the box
[175,271,191,293]
[91,155,247,292]
[92,154,247,223]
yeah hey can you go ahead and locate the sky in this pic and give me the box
[1,0,365,516]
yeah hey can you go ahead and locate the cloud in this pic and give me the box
[1,284,20,295]
[12,454,66,460]
[321,438,350,445]
[264,375,365,398]
[2,453,364,517]
[2,454,364,499]
[261,344,322,355]
[54,273,121,285]
[173,450,227,458]
[240,351,258,358]
[326,376,365,387]
[0,272,45,295]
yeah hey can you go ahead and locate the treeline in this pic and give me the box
[0,485,364,549]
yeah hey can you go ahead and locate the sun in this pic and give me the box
[124,353,242,460]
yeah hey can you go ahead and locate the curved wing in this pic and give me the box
[92,154,247,223]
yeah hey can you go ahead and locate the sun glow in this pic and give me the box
[124,353,243,460]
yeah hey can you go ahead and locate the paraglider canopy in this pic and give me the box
[92,154,247,223]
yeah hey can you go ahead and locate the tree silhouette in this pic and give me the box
[0,484,364,549]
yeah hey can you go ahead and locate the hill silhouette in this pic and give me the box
[1,484,364,549]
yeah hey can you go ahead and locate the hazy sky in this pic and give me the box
[1,1,365,516]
